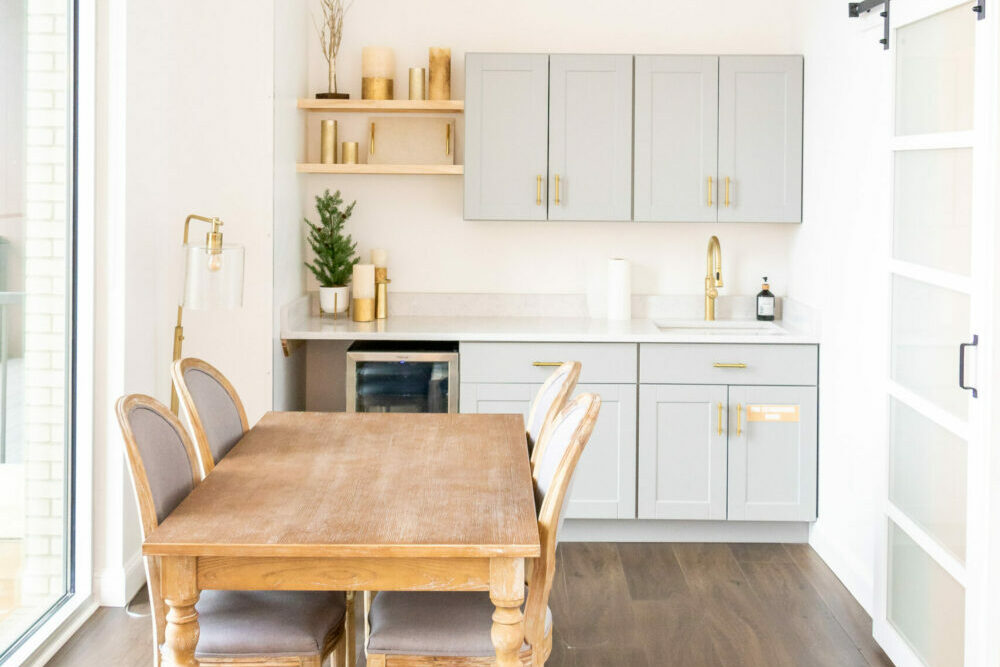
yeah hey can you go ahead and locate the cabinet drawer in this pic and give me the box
[460,342,637,384]
[640,344,817,386]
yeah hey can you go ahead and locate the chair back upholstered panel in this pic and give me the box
[172,358,249,475]
[524,393,601,650]
[116,394,203,666]
[527,361,581,470]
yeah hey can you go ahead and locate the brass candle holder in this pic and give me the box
[375,267,391,319]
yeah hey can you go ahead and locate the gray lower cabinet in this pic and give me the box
[548,55,633,221]
[464,53,549,220]
[638,385,727,520]
[718,55,803,223]
[727,385,817,521]
[460,381,637,520]
[633,55,719,223]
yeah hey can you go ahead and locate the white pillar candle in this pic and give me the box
[371,248,388,268]
[352,264,376,299]
[361,47,395,78]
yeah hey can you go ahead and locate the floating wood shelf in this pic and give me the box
[297,163,464,175]
[297,99,464,113]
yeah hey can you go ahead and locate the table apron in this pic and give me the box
[195,555,493,592]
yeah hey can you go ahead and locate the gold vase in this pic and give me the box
[320,120,337,164]
[428,47,451,100]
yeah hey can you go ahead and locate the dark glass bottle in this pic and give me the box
[756,277,775,321]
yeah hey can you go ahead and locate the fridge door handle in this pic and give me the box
[959,334,979,398]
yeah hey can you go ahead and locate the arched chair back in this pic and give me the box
[524,393,601,650]
[526,361,581,470]
[116,394,203,666]
[171,357,249,475]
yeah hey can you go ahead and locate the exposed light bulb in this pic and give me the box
[207,252,223,272]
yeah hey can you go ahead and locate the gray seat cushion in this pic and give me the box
[367,591,551,658]
[190,590,345,658]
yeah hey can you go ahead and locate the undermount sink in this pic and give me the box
[653,319,788,336]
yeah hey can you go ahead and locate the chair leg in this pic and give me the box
[345,591,356,667]
[363,591,373,658]
[330,631,347,667]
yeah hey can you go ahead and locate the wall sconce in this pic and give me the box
[170,214,245,413]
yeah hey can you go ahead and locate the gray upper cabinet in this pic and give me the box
[718,56,803,223]
[464,53,549,221]
[638,384,728,520]
[727,385,817,521]
[548,55,633,221]
[634,56,719,223]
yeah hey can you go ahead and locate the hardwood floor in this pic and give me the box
[46,543,892,667]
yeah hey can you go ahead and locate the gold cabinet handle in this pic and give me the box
[370,122,375,155]
[725,176,731,208]
[717,402,723,436]
[554,174,561,206]
[708,176,713,207]
[737,403,743,436]
[445,124,451,156]
[536,175,543,205]
[532,361,563,367]
[713,363,747,369]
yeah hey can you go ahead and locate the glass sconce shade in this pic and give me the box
[182,243,245,310]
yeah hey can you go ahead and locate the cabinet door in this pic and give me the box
[460,382,637,520]
[566,384,637,519]
[638,385,728,520]
[634,56,719,222]
[464,53,549,220]
[718,56,803,223]
[548,55,633,221]
[727,385,817,521]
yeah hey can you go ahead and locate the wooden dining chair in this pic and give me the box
[170,357,249,476]
[364,392,602,667]
[526,360,581,470]
[116,394,348,667]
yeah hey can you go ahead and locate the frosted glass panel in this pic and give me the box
[891,275,969,419]
[895,3,975,136]
[888,522,965,666]
[889,398,966,562]
[893,149,972,275]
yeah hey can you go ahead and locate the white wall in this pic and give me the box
[297,0,806,298]
[792,6,892,612]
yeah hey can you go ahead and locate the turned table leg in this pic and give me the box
[161,556,201,667]
[490,557,525,667]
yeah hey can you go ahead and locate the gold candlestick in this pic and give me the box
[375,267,390,319]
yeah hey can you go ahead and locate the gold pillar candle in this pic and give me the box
[341,141,359,164]
[352,263,376,299]
[351,298,375,322]
[320,120,337,164]
[408,67,426,100]
[362,46,395,100]
[428,47,451,100]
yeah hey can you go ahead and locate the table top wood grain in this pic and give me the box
[143,412,540,559]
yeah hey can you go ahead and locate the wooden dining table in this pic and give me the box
[143,411,541,667]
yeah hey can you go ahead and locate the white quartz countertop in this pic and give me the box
[281,313,818,345]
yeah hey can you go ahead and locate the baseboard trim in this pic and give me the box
[808,523,874,615]
[560,519,811,543]
[95,549,145,607]
[17,595,99,667]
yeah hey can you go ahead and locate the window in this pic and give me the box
[0,0,77,658]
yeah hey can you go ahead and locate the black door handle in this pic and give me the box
[959,335,979,398]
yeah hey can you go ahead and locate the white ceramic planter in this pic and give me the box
[319,285,350,314]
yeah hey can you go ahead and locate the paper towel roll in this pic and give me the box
[606,258,631,321]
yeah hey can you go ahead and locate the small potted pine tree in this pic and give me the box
[304,189,359,314]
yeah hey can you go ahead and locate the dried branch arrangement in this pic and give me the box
[314,0,352,95]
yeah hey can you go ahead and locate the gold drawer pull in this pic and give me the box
[554,174,561,206]
[536,175,543,205]
[532,361,563,367]
[446,124,451,156]
[737,403,743,436]
[725,176,731,207]
[713,363,747,369]
[708,176,713,207]
[717,402,723,436]
[370,122,376,155]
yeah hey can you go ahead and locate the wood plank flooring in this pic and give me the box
[46,543,892,667]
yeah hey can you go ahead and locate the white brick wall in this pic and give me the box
[19,0,69,612]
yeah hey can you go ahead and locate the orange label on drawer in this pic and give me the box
[747,405,800,423]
